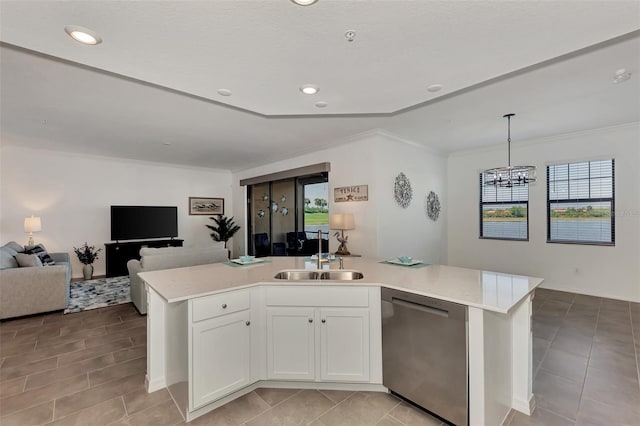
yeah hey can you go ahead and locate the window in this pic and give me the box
[547,159,614,245]
[479,174,528,240]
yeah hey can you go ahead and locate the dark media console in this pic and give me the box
[105,239,183,278]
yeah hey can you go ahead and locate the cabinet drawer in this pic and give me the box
[266,286,369,307]
[192,289,251,322]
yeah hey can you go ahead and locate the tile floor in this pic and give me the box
[0,289,638,425]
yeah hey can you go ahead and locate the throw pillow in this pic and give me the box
[3,241,24,253]
[25,243,56,266]
[0,247,19,269]
[16,253,43,267]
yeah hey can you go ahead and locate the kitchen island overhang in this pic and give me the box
[140,257,543,425]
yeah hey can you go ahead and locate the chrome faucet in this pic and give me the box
[317,229,329,270]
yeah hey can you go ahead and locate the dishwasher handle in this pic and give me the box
[391,297,449,318]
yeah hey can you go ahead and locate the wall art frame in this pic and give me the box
[189,197,224,215]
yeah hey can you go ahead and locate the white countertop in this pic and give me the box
[139,257,544,314]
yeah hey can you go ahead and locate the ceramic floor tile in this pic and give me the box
[2,341,85,369]
[46,396,127,426]
[246,390,335,426]
[588,344,638,377]
[113,345,146,363]
[539,348,588,383]
[0,376,26,399]
[0,356,58,382]
[253,387,300,407]
[549,333,592,358]
[316,391,401,426]
[536,301,572,318]
[0,340,36,357]
[53,373,145,419]
[533,370,582,421]
[387,402,442,426]
[576,396,640,426]
[581,366,640,412]
[36,326,108,349]
[105,318,147,334]
[571,294,602,307]
[190,391,271,426]
[0,400,53,426]
[57,338,132,365]
[26,354,115,391]
[88,356,146,387]
[124,398,183,426]
[375,415,406,426]
[509,407,575,426]
[539,290,575,303]
[317,389,354,404]
[84,326,146,348]
[123,388,172,415]
[0,316,44,331]
[0,374,88,417]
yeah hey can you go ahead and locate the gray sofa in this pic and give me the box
[127,244,229,314]
[0,242,71,320]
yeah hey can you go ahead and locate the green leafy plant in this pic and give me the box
[73,242,102,265]
[206,216,241,247]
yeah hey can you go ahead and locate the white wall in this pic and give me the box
[231,131,448,264]
[447,123,640,302]
[0,146,233,278]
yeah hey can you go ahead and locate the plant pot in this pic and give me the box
[83,264,94,280]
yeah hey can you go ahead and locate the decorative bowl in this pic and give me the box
[239,255,255,263]
[397,256,413,264]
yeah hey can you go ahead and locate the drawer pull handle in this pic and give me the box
[222,304,227,309]
[246,321,251,326]
[321,319,326,323]
[308,318,313,323]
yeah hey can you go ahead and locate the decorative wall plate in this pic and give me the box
[271,202,278,212]
[281,195,287,203]
[281,207,289,216]
[261,193,269,201]
[394,172,413,208]
[257,209,265,218]
[426,191,441,221]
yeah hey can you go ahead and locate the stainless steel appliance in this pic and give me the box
[382,288,468,426]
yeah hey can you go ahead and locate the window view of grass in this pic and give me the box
[304,197,328,225]
[482,206,527,221]
[550,206,611,219]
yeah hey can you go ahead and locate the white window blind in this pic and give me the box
[479,174,529,240]
[547,159,614,245]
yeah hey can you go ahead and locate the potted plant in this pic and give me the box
[73,242,102,280]
[206,216,241,254]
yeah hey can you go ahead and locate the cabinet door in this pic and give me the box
[266,307,315,380]
[319,308,370,382]
[191,310,251,409]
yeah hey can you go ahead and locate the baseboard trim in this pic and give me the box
[512,394,535,415]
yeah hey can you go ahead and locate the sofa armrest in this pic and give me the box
[127,259,146,314]
[0,265,68,319]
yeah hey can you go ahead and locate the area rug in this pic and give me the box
[65,276,131,314]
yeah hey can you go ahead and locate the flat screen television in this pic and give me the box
[111,206,178,241]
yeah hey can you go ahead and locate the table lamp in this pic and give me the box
[330,213,355,256]
[24,215,42,247]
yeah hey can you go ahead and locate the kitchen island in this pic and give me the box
[139,256,543,425]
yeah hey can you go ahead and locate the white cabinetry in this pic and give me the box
[266,307,315,380]
[190,289,252,409]
[265,286,371,382]
[319,308,369,382]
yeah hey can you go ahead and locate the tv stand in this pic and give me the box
[105,239,184,278]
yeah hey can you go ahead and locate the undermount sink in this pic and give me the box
[274,270,364,281]
[320,271,364,281]
[273,270,320,280]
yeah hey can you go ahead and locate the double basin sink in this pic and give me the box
[274,270,364,281]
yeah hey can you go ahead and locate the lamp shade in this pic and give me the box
[24,216,42,233]
[330,213,355,230]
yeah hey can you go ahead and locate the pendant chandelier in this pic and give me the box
[483,113,536,187]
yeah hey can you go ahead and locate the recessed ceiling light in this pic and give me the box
[217,89,232,96]
[315,101,328,108]
[291,0,318,5]
[300,85,319,95]
[427,84,443,93]
[64,25,102,45]
[612,68,631,84]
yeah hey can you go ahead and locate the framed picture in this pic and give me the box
[189,197,224,215]
[334,185,368,202]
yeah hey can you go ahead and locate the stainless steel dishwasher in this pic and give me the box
[381,288,468,426]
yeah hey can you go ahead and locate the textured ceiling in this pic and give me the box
[0,1,639,170]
